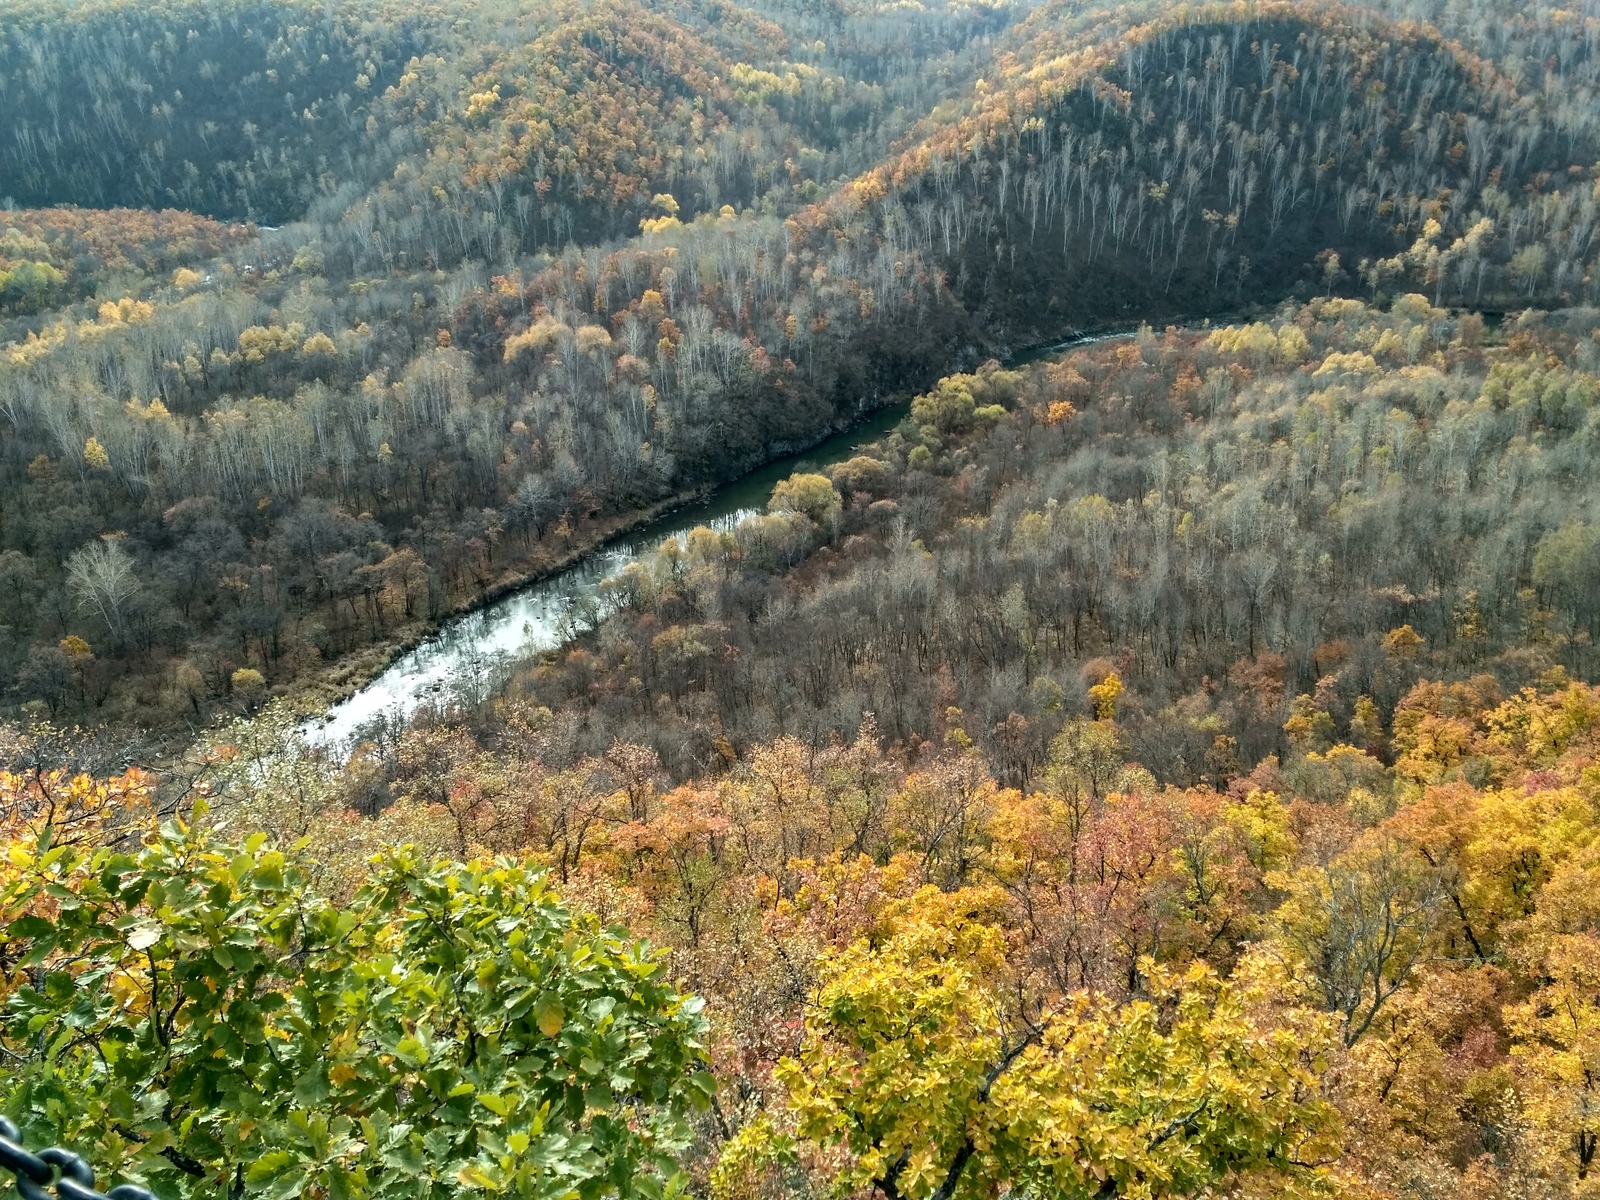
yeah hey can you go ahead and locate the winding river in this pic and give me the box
[304,331,1126,751]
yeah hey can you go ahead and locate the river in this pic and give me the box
[303,331,1127,751]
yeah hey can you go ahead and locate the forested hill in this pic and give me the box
[15,300,1600,1200]
[0,0,1016,232]
[1,0,1598,737]
[801,0,1600,345]
[8,2,1600,1197]
[0,0,434,224]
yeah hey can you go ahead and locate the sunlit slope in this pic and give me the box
[0,0,1024,239]
[451,2,1598,490]
[792,0,1600,349]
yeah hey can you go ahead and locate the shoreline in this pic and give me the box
[287,323,1161,733]
[283,482,715,723]
[284,399,912,729]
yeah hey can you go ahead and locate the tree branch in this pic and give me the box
[1148,1099,1209,1149]
[906,1026,1046,1200]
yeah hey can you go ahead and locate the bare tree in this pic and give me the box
[66,536,141,650]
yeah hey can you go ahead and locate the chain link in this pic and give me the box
[0,1120,154,1200]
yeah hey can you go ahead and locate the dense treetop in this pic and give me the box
[3,0,1598,740]
[2,0,1600,1193]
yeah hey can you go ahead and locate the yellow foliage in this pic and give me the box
[1277,324,1312,363]
[59,635,93,662]
[125,398,172,421]
[1088,670,1122,720]
[302,331,338,357]
[504,315,570,360]
[238,323,306,362]
[760,885,1337,1200]
[0,766,152,862]
[1507,933,1600,1193]
[1209,321,1279,363]
[464,83,500,120]
[231,667,267,699]
[768,472,840,525]
[1314,351,1382,377]
[96,297,154,325]
[1382,624,1425,658]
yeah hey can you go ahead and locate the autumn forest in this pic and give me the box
[3,0,1600,1197]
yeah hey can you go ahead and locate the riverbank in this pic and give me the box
[281,482,717,724]
[289,305,1520,751]
[285,393,926,741]
[26,324,1146,760]
[296,326,1157,750]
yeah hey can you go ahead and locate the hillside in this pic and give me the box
[0,0,1016,232]
[30,299,1600,1200]
[815,0,1599,337]
[449,299,1600,782]
[5,2,1600,1199]
[1,0,1597,735]
[0,0,434,222]
[0,207,250,316]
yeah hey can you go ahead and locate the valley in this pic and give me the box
[2,1,1600,1198]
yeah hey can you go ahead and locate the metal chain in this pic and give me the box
[0,1119,154,1200]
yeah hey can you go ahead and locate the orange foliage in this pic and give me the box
[0,207,248,303]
